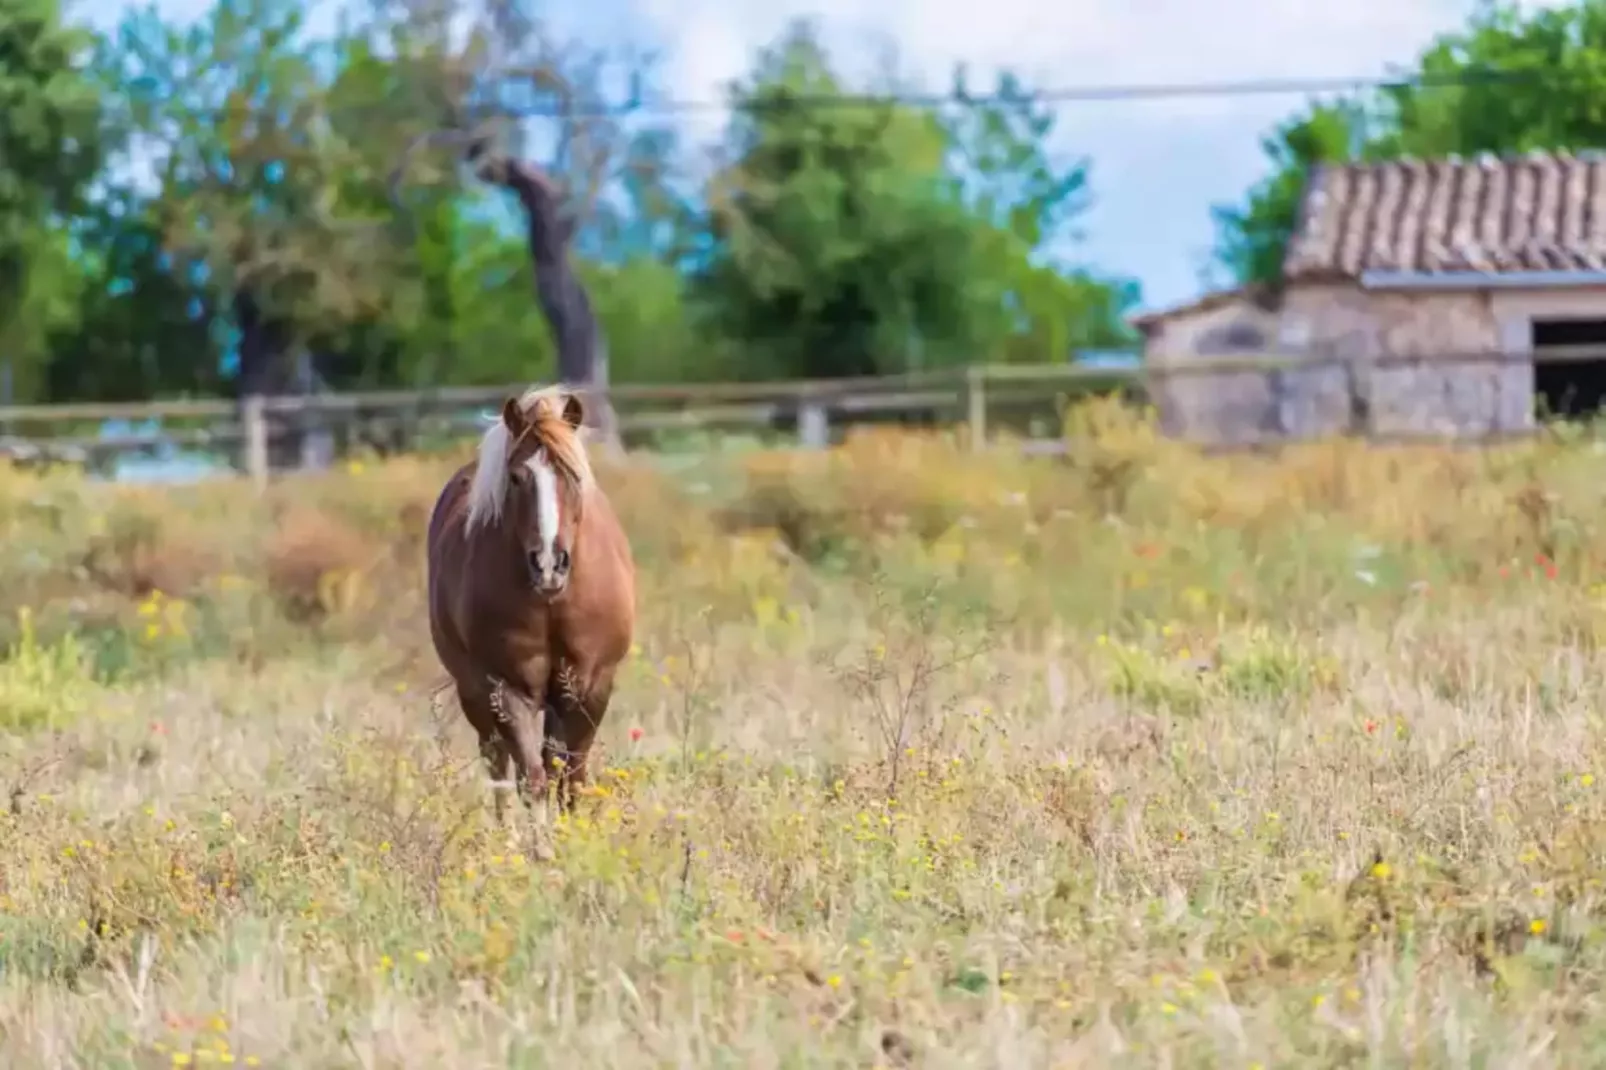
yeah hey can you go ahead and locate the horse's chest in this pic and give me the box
[478,622,590,706]
[456,601,543,664]
[459,592,620,687]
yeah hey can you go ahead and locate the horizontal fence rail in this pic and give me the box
[2,344,1602,484]
[0,361,1147,484]
[0,361,1150,424]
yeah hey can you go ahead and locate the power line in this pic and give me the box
[473,66,1558,120]
[119,66,1568,138]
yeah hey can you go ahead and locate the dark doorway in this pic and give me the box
[1533,318,1606,419]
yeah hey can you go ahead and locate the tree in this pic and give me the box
[46,187,221,401]
[696,20,987,379]
[469,142,606,400]
[364,0,695,435]
[696,23,1138,377]
[42,0,1146,405]
[1212,1,1606,287]
[1209,102,1368,289]
[108,0,414,398]
[0,0,103,398]
[1379,2,1606,158]
[944,68,1140,359]
[586,255,720,382]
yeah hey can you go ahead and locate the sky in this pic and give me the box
[73,0,1548,319]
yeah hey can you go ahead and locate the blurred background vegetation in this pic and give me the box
[2,0,1141,403]
[16,0,1603,405]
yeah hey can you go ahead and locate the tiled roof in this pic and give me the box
[1283,150,1606,280]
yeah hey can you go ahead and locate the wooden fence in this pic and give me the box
[12,343,1596,485]
[0,361,1145,485]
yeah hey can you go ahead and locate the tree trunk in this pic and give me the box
[233,290,281,398]
[233,289,303,471]
[470,150,620,449]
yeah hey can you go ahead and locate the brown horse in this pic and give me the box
[426,386,635,846]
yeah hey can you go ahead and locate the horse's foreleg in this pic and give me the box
[491,677,555,859]
[491,679,549,802]
[546,664,616,811]
[456,684,515,829]
[478,731,513,827]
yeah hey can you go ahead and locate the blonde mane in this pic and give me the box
[464,386,595,533]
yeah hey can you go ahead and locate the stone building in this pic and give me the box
[1135,150,1606,444]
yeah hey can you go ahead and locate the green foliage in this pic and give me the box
[0,0,103,389]
[114,0,401,340]
[0,607,97,733]
[1378,2,1606,158]
[4,3,1138,400]
[1210,104,1368,289]
[1214,1,1606,288]
[1100,635,1207,715]
[694,22,975,378]
[589,257,733,383]
[945,69,1139,359]
[1214,624,1335,702]
[693,22,1136,378]
[48,187,222,400]
[0,0,102,221]
[5,225,86,400]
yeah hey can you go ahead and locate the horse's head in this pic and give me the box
[499,390,588,596]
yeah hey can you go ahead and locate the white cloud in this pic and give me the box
[636,0,1493,121]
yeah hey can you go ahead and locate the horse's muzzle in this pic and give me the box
[527,549,570,595]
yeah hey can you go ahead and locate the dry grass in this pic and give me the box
[4,401,1606,1067]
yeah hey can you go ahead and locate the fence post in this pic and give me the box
[798,399,829,449]
[242,394,268,491]
[965,365,987,452]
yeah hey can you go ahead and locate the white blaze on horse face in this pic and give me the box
[526,450,561,561]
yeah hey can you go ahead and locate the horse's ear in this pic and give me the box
[501,396,527,436]
[561,392,586,430]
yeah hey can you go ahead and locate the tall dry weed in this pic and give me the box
[8,429,1606,1063]
[1058,395,1174,515]
[81,493,221,597]
[261,506,377,622]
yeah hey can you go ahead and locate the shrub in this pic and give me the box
[80,492,221,597]
[262,506,377,623]
[0,607,98,733]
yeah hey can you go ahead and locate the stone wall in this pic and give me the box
[1142,295,1283,445]
[1139,282,1543,444]
[1280,283,1527,438]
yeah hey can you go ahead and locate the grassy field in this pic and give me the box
[3,398,1606,1067]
